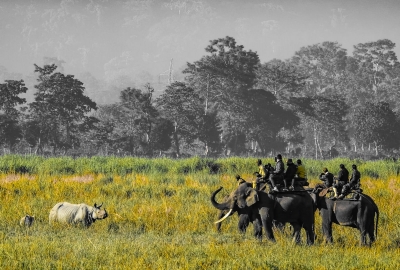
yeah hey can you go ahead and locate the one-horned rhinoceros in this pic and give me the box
[49,202,108,227]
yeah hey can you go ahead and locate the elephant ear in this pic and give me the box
[245,188,259,207]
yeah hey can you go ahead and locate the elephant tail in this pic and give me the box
[374,203,379,240]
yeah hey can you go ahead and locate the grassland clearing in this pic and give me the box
[1,155,400,269]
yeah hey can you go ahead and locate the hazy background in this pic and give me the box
[1,0,400,103]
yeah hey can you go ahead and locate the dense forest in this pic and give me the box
[1,36,400,159]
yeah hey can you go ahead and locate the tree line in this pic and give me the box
[1,37,400,158]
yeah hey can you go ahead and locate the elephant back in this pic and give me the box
[272,192,314,211]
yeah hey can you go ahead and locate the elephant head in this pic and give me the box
[211,183,259,223]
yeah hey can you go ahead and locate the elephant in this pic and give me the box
[211,182,315,244]
[215,198,287,235]
[310,191,379,246]
[215,195,255,234]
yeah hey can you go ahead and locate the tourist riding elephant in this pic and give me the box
[310,192,379,246]
[211,182,315,244]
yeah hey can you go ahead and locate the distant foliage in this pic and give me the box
[1,38,400,158]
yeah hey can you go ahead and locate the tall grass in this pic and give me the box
[1,154,400,178]
[1,155,400,269]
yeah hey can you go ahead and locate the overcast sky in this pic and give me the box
[1,0,400,84]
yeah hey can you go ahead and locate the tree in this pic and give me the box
[28,64,97,154]
[150,118,174,155]
[120,85,158,153]
[353,102,399,155]
[0,115,22,151]
[256,59,308,104]
[113,85,161,155]
[291,41,348,97]
[155,82,204,157]
[292,96,349,159]
[351,39,400,102]
[184,36,260,116]
[0,80,27,152]
[183,37,260,154]
[197,112,222,155]
[91,85,173,156]
[245,89,300,154]
[0,80,28,118]
[90,104,118,155]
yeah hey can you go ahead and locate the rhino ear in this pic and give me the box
[94,203,98,208]
[245,188,259,207]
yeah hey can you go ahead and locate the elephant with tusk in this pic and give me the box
[215,196,287,236]
[215,194,261,237]
[211,182,315,244]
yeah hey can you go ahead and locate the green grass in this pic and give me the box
[1,154,399,178]
[1,156,400,269]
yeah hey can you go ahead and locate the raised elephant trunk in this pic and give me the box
[210,187,232,211]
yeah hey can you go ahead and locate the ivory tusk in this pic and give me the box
[214,209,233,224]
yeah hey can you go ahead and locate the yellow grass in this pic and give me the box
[1,170,400,269]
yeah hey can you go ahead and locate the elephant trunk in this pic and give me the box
[211,187,232,211]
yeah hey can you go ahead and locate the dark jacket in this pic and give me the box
[272,160,285,175]
[319,172,334,187]
[284,163,297,180]
[337,168,349,183]
[349,169,361,186]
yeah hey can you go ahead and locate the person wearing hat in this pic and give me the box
[337,164,361,200]
[332,164,349,199]
[256,159,268,180]
[284,158,297,191]
[253,159,269,190]
[290,159,307,190]
[269,154,285,192]
[314,167,334,193]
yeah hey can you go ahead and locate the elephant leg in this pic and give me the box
[291,223,302,244]
[238,214,250,233]
[365,213,376,245]
[303,222,315,245]
[359,229,368,246]
[252,215,262,240]
[367,225,376,245]
[358,215,369,246]
[321,210,333,243]
[359,223,370,246]
[259,208,275,242]
[322,221,333,243]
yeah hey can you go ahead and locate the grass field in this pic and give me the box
[1,155,400,269]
